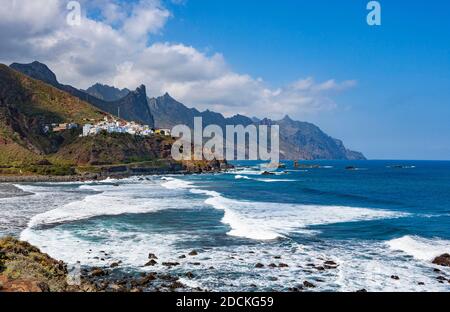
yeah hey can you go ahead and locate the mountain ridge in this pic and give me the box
[10,62,154,127]
[9,61,365,160]
[84,83,130,102]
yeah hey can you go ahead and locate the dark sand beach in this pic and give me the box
[0,184,33,199]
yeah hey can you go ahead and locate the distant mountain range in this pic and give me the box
[8,61,365,160]
[10,62,154,127]
[84,83,130,102]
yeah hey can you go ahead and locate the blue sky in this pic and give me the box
[159,0,450,160]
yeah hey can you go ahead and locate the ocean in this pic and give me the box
[1,160,450,292]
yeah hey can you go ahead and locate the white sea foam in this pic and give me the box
[204,193,405,241]
[230,169,264,175]
[386,235,450,261]
[189,188,222,198]
[234,174,296,183]
[159,177,407,241]
[20,226,188,268]
[23,177,408,244]
[228,169,287,176]
[12,184,42,193]
[326,240,450,292]
[27,181,197,228]
[160,177,194,189]
[28,196,145,228]
[1,184,89,236]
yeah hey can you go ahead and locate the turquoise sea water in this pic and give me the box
[1,160,450,291]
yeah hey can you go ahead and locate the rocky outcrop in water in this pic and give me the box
[432,254,450,267]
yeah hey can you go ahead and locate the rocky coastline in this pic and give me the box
[0,170,184,183]
[2,236,450,292]
[0,159,232,183]
[0,237,204,292]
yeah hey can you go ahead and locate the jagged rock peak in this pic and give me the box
[281,114,293,122]
[135,84,146,94]
[10,61,59,86]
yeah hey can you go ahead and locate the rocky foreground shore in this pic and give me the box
[0,237,202,292]
[1,237,450,292]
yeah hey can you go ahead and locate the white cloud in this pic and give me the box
[122,0,171,40]
[0,0,356,119]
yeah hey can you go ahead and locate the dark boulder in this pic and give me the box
[138,273,157,286]
[185,272,195,279]
[144,259,158,266]
[37,282,50,292]
[303,281,316,288]
[90,268,107,277]
[170,281,185,289]
[110,283,127,292]
[162,262,180,267]
[148,253,158,260]
[324,260,338,269]
[432,254,450,267]
[289,286,303,292]
[159,274,178,282]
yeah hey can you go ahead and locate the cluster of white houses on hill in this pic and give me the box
[46,117,171,137]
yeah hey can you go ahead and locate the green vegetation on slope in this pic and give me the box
[1,64,105,123]
[0,237,69,292]
[0,64,106,167]
[53,131,175,166]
